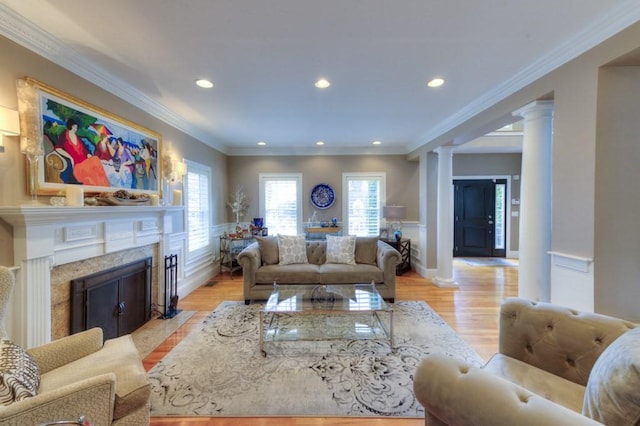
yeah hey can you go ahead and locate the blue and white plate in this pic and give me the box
[310,183,335,209]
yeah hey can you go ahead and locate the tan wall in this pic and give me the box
[227,155,419,225]
[594,66,640,320]
[0,35,227,264]
[410,22,640,314]
[414,22,640,260]
[453,153,522,251]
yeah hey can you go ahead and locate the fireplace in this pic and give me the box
[0,205,181,348]
[71,257,152,340]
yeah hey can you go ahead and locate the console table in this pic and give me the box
[220,236,254,279]
[304,226,341,240]
[380,238,411,275]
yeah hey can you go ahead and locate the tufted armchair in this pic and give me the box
[413,297,640,425]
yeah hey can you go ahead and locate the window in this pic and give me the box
[494,182,506,250]
[342,172,386,237]
[184,160,211,259]
[259,173,303,235]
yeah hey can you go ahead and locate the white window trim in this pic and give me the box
[342,172,386,236]
[259,172,304,235]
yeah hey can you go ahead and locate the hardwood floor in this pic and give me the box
[145,259,518,425]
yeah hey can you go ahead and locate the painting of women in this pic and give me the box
[60,118,91,165]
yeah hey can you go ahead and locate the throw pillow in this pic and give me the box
[355,236,379,265]
[582,327,640,424]
[256,236,279,265]
[326,235,357,265]
[277,234,308,265]
[0,339,40,406]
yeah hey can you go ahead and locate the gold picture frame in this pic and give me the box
[17,77,162,196]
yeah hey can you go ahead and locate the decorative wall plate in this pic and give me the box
[310,183,335,209]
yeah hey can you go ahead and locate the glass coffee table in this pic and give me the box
[260,282,394,356]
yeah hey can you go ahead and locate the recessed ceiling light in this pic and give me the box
[257,141,266,146]
[427,78,445,88]
[315,78,331,89]
[372,140,382,145]
[316,141,325,146]
[195,79,214,88]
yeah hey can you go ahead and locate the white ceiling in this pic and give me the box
[1,0,639,156]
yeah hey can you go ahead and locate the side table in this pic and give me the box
[380,238,411,275]
[220,236,254,279]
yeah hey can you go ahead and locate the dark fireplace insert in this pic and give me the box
[71,257,152,340]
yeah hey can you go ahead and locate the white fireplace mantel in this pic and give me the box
[0,204,182,348]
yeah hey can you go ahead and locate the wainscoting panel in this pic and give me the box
[550,251,594,312]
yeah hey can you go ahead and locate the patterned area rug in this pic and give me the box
[148,301,483,418]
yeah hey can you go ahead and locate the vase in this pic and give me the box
[161,178,172,205]
[26,153,41,203]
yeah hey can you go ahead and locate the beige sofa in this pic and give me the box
[413,297,640,426]
[0,327,150,425]
[237,236,401,304]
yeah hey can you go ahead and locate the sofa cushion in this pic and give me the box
[355,236,378,265]
[318,263,383,284]
[483,353,586,414]
[0,339,40,405]
[255,263,321,284]
[39,334,150,420]
[256,236,279,265]
[582,327,640,425]
[306,241,327,265]
[326,235,356,265]
[277,234,308,265]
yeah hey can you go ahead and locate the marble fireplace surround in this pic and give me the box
[0,205,182,348]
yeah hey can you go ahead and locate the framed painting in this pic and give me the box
[17,77,162,196]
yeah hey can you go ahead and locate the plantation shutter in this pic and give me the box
[344,174,384,237]
[259,173,303,236]
[264,179,298,235]
[185,162,211,255]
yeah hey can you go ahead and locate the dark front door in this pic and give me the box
[454,179,507,257]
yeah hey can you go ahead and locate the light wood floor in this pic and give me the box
[145,259,518,426]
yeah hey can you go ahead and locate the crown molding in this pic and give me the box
[227,144,407,157]
[408,0,640,153]
[0,3,229,155]
[3,2,638,158]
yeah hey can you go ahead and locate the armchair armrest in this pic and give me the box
[414,353,602,426]
[0,373,116,426]
[27,328,104,374]
[237,242,260,300]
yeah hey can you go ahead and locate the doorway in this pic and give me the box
[453,179,507,257]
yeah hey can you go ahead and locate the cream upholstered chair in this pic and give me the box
[413,298,640,426]
[0,266,14,338]
[0,265,150,425]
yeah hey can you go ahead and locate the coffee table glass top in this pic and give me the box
[264,282,390,313]
[260,282,394,355]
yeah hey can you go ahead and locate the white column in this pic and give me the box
[513,100,554,302]
[20,256,52,348]
[433,146,458,287]
[416,148,429,277]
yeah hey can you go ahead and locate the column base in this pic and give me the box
[433,276,459,288]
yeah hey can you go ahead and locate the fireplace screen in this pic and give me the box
[71,257,151,339]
